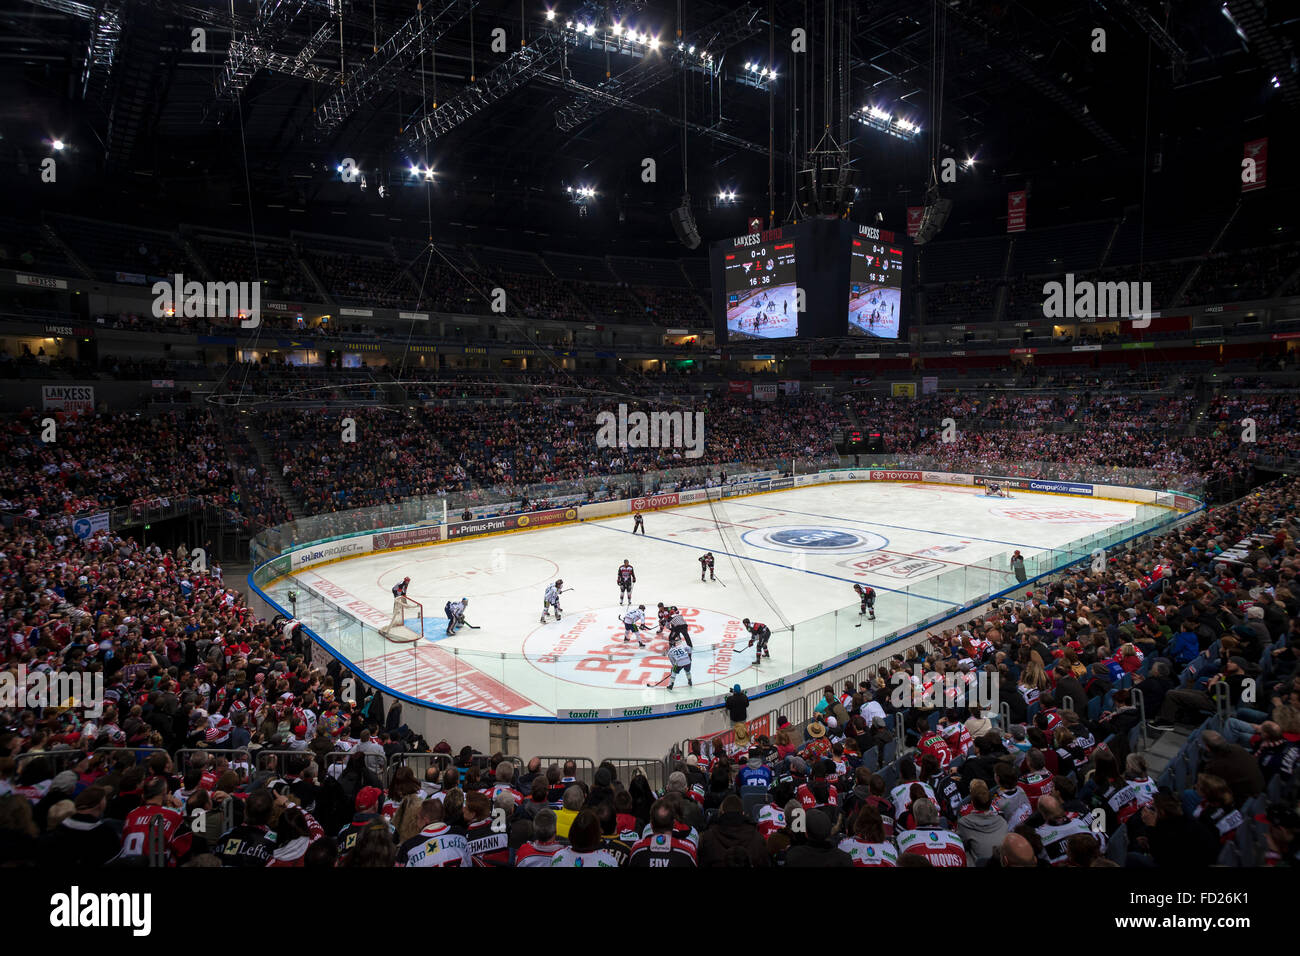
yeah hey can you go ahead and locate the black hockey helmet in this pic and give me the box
[742,618,751,627]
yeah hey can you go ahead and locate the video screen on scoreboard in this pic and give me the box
[723,239,799,340]
[847,237,904,339]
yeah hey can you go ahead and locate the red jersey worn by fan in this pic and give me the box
[117,805,192,866]
[913,730,953,770]
[754,804,786,840]
[795,782,840,811]
[896,827,968,867]
[939,722,973,757]
[1019,770,1055,810]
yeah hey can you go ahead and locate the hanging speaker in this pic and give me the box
[669,196,701,249]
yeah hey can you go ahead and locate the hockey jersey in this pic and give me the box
[896,827,968,867]
[397,822,471,867]
[754,804,786,840]
[628,832,697,867]
[668,643,692,668]
[514,840,563,868]
[549,847,620,867]
[1035,815,1099,865]
[118,805,192,865]
[838,837,899,867]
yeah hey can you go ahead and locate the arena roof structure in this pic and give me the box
[2,0,1296,252]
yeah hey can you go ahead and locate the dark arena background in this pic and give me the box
[1,0,1298,909]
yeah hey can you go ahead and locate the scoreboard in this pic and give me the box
[847,235,905,339]
[711,219,910,343]
[722,238,800,339]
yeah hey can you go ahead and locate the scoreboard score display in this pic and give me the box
[723,238,800,339]
[848,236,904,338]
[711,220,910,343]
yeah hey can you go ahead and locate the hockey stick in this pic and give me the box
[714,577,727,588]
[645,671,672,688]
[460,618,481,630]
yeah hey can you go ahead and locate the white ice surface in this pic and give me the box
[269,482,1143,717]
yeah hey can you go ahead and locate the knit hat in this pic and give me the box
[355,786,383,811]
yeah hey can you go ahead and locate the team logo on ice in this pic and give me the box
[989,507,1129,524]
[523,607,750,688]
[742,525,886,555]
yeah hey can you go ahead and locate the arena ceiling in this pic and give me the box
[1,0,1296,253]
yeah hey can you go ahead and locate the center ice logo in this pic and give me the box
[523,607,750,689]
[743,525,886,555]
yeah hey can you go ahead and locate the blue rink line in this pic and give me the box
[725,498,1059,551]
[589,522,956,606]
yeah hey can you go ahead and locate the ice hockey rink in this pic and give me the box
[265,482,1152,718]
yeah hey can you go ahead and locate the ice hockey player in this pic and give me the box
[985,481,1006,498]
[632,512,645,535]
[666,633,693,691]
[667,606,692,648]
[742,618,771,666]
[540,580,564,624]
[622,604,650,648]
[616,560,636,605]
[698,552,716,582]
[854,583,876,620]
[380,576,414,636]
[655,602,672,637]
[445,597,469,636]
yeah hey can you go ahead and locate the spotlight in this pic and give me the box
[612,23,622,36]
[649,37,660,50]
[51,139,65,151]
[546,9,555,21]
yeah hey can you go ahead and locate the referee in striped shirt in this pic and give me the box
[667,607,692,648]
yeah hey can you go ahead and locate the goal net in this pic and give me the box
[381,597,423,643]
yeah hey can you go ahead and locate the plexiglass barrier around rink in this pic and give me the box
[249,458,1202,718]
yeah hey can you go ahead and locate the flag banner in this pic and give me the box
[1007,190,1027,232]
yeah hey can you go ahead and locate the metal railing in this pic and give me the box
[532,756,598,788]
[600,757,666,792]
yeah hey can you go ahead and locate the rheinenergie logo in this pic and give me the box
[152,273,261,327]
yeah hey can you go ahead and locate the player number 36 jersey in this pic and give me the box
[668,643,692,668]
